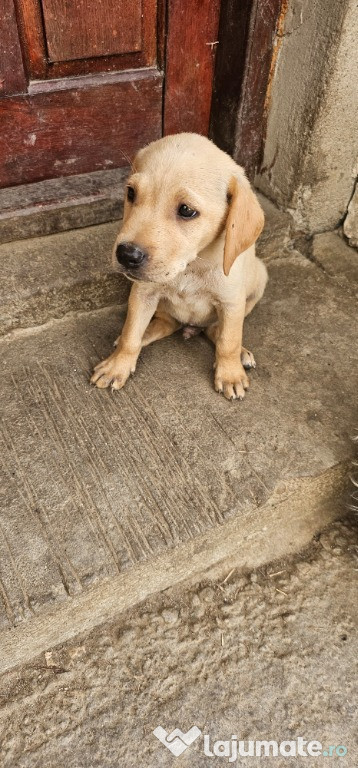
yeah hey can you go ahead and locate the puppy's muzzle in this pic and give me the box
[116,242,148,271]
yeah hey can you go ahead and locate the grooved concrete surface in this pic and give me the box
[1,245,357,648]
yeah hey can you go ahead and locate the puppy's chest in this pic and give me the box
[161,270,217,326]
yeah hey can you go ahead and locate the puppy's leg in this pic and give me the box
[210,258,266,374]
[206,323,255,371]
[141,307,181,347]
[245,258,268,317]
[212,298,249,401]
[205,323,219,344]
[91,283,159,390]
[114,305,180,348]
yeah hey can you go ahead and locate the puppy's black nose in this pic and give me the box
[116,242,147,269]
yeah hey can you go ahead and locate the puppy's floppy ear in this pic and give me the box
[223,175,265,276]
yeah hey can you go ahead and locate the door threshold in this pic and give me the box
[0,167,128,244]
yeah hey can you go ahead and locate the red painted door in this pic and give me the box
[0,0,220,188]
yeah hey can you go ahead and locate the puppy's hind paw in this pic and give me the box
[241,347,256,370]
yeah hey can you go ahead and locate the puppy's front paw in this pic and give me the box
[90,351,136,390]
[214,359,249,401]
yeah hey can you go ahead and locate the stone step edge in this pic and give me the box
[0,274,129,338]
[0,461,347,675]
[0,168,127,245]
[1,303,124,344]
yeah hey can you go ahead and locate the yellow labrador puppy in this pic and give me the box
[91,133,267,400]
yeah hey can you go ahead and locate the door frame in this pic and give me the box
[163,0,221,136]
[210,0,283,178]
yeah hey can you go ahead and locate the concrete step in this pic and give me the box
[0,194,291,336]
[0,221,128,336]
[0,245,356,672]
[0,168,126,245]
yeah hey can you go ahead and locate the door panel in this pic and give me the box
[15,0,157,78]
[0,0,161,187]
[0,70,162,186]
[41,0,142,63]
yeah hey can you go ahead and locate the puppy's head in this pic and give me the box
[113,133,264,283]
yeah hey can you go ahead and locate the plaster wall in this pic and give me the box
[256,0,358,234]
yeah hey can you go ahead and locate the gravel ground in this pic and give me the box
[0,515,357,768]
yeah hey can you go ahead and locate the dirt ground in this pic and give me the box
[0,515,357,768]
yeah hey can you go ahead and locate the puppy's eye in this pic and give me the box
[177,204,199,219]
[127,186,136,203]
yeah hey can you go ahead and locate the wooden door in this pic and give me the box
[0,0,221,188]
